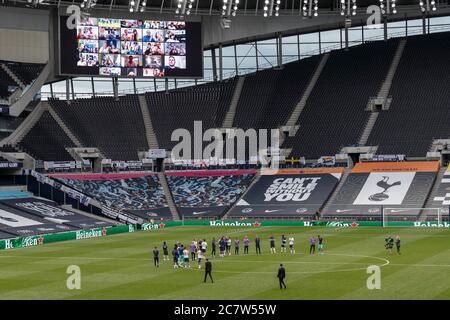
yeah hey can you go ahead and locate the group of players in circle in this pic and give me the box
[151,234,326,268]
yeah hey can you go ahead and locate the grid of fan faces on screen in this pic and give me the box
[76,18,187,77]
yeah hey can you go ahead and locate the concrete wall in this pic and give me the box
[0,7,49,64]
[0,28,49,64]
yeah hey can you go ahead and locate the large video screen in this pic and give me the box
[59,16,203,78]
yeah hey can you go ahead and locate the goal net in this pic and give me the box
[382,207,442,227]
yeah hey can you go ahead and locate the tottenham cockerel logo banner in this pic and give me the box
[353,172,415,205]
[324,161,439,217]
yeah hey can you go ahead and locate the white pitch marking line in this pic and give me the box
[0,251,388,265]
[183,252,391,274]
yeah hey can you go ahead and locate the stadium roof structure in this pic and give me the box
[0,0,449,16]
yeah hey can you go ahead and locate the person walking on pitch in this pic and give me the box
[277,264,287,289]
[197,248,204,269]
[204,259,214,283]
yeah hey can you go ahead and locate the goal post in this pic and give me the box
[382,207,442,227]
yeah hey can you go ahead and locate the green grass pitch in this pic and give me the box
[1,226,450,299]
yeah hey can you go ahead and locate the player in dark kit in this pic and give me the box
[281,235,287,253]
[385,236,394,255]
[172,244,179,268]
[255,236,261,254]
[162,241,169,261]
[269,236,276,254]
[211,238,217,258]
[317,235,324,255]
[219,237,226,258]
[153,246,159,267]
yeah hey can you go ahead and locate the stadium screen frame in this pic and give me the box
[59,16,203,79]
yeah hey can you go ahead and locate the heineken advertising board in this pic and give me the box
[2,219,449,251]
[140,220,450,230]
[0,224,136,250]
[141,220,361,229]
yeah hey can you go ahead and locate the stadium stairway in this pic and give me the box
[222,170,261,220]
[319,167,352,217]
[8,63,49,117]
[376,39,407,103]
[46,102,83,147]
[138,94,159,149]
[0,101,45,146]
[285,53,329,128]
[359,39,407,146]
[0,86,21,106]
[157,172,180,220]
[0,61,49,117]
[222,76,246,128]
[280,53,329,148]
[0,63,25,89]
[358,112,379,147]
[419,166,447,221]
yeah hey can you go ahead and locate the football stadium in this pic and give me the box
[1,0,450,308]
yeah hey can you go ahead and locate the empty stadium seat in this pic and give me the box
[50,95,148,160]
[17,111,75,161]
[233,56,320,130]
[146,78,237,151]
[284,39,399,159]
[367,33,450,156]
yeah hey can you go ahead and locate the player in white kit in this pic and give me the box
[289,237,295,254]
